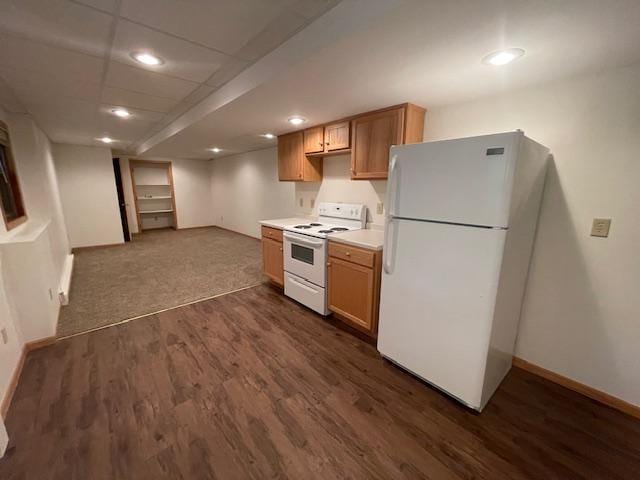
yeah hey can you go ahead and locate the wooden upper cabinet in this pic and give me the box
[277,103,425,182]
[351,108,404,180]
[278,131,322,182]
[351,104,425,180]
[304,126,324,154]
[324,121,350,151]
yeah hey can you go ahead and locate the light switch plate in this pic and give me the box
[591,218,611,237]
[299,197,303,207]
[310,198,315,209]
[377,202,384,215]
[1,328,7,345]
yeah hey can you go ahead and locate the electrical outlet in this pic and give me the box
[591,218,611,237]
[48,288,53,300]
[220,215,224,223]
[310,198,315,209]
[299,197,304,207]
[1,328,8,345]
[377,202,384,215]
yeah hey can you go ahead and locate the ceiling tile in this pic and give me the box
[120,0,296,55]
[0,65,102,103]
[105,61,199,100]
[0,0,113,57]
[0,77,27,113]
[111,20,230,83]
[234,10,306,62]
[70,0,118,14]
[0,34,105,84]
[290,0,342,20]
[205,58,250,88]
[99,104,166,124]
[101,86,179,113]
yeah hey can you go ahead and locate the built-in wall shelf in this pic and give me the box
[130,160,178,231]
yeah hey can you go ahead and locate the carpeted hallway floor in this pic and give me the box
[56,227,263,337]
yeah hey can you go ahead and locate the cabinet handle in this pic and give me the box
[345,252,351,256]
[325,142,330,146]
[327,262,331,267]
[319,142,323,147]
[279,247,283,252]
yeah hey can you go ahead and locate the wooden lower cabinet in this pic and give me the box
[262,234,284,287]
[327,242,382,336]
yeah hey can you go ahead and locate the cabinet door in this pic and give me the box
[324,122,350,151]
[262,237,284,286]
[351,107,404,179]
[304,126,324,154]
[328,256,375,332]
[278,132,303,180]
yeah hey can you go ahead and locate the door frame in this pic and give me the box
[112,158,130,242]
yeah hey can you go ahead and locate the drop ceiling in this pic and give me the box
[1,0,640,160]
[0,0,341,149]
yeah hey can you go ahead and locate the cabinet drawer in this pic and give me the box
[261,226,283,242]
[329,242,375,268]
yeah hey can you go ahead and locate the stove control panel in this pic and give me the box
[317,202,366,223]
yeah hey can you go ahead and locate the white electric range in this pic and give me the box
[283,202,367,315]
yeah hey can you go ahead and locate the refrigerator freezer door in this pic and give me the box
[378,219,507,409]
[388,132,522,228]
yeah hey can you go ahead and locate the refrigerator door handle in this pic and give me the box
[387,154,399,217]
[383,216,396,274]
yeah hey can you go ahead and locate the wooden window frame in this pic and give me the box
[0,120,27,231]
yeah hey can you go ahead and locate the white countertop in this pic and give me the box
[259,217,311,229]
[260,217,384,250]
[330,229,384,251]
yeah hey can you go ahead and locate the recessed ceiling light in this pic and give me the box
[482,48,525,66]
[111,108,131,118]
[262,133,275,139]
[100,137,114,144]
[209,147,222,153]
[130,51,164,66]
[288,116,306,126]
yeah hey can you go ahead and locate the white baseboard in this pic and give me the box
[58,253,74,306]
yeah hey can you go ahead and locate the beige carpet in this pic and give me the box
[57,227,263,337]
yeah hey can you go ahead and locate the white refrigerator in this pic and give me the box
[377,131,549,411]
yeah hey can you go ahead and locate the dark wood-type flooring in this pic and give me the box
[2,284,640,479]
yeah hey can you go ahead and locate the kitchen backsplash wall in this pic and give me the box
[295,155,387,228]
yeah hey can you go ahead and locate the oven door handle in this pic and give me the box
[283,232,324,248]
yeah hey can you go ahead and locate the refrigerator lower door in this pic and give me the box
[378,218,506,409]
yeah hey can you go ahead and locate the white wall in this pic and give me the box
[295,154,387,227]
[0,107,70,416]
[54,144,124,249]
[120,156,215,233]
[209,148,385,238]
[424,62,640,407]
[210,148,296,238]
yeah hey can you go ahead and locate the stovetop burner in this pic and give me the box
[330,227,348,231]
[309,223,322,226]
[317,229,334,233]
[294,225,312,229]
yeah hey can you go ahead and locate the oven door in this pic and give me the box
[283,231,327,287]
